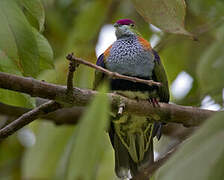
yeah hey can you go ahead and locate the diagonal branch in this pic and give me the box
[0,102,83,125]
[66,53,161,87]
[0,100,61,139]
[132,142,179,180]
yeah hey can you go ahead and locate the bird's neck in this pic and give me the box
[116,34,137,40]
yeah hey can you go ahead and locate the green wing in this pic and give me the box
[152,49,170,103]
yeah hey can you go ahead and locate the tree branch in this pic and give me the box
[0,54,81,138]
[0,71,216,128]
[0,100,61,139]
[66,53,161,87]
[0,102,195,140]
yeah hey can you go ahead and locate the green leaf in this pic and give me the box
[19,0,45,32]
[32,28,54,71]
[66,85,110,180]
[0,50,35,108]
[197,24,224,104]
[0,49,22,75]
[0,89,35,108]
[0,0,39,77]
[131,0,191,36]
[155,112,224,180]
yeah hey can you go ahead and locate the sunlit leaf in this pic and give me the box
[0,89,35,108]
[66,85,110,180]
[0,49,35,108]
[32,28,54,71]
[155,112,224,180]
[0,0,39,77]
[19,0,45,32]
[131,0,191,36]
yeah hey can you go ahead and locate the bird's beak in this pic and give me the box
[114,23,119,27]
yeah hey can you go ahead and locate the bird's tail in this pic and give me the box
[109,123,155,179]
[109,123,131,178]
[109,121,163,179]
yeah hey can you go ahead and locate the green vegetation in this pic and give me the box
[0,0,223,179]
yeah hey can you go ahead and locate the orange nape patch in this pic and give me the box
[103,45,112,59]
[137,36,152,50]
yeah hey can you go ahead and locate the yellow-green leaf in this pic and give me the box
[32,28,54,71]
[19,0,45,32]
[0,0,39,77]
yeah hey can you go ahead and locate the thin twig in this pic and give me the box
[66,53,78,95]
[66,53,161,87]
[0,100,61,139]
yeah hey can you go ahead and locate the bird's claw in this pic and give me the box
[148,98,160,108]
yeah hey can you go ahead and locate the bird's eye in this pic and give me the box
[130,24,135,27]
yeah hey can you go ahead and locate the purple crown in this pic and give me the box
[116,19,135,25]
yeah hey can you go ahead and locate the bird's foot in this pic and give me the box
[135,96,140,102]
[148,98,160,108]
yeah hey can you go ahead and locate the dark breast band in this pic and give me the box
[110,78,158,92]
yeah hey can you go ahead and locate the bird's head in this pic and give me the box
[114,19,136,38]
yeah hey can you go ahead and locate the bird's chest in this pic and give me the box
[106,37,155,78]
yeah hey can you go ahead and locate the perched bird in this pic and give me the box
[93,19,169,179]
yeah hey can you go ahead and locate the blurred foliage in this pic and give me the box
[0,0,224,179]
[155,112,224,180]
[65,85,109,180]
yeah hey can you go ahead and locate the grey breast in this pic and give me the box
[106,35,155,78]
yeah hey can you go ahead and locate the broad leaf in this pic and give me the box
[0,0,39,77]
[0,89,35,108]
[155,112,224,180]
[19,0,45,32]
[32,28,54,71]
[131,0,191,36]
[65,85,110,180]
[0,50,35,108]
